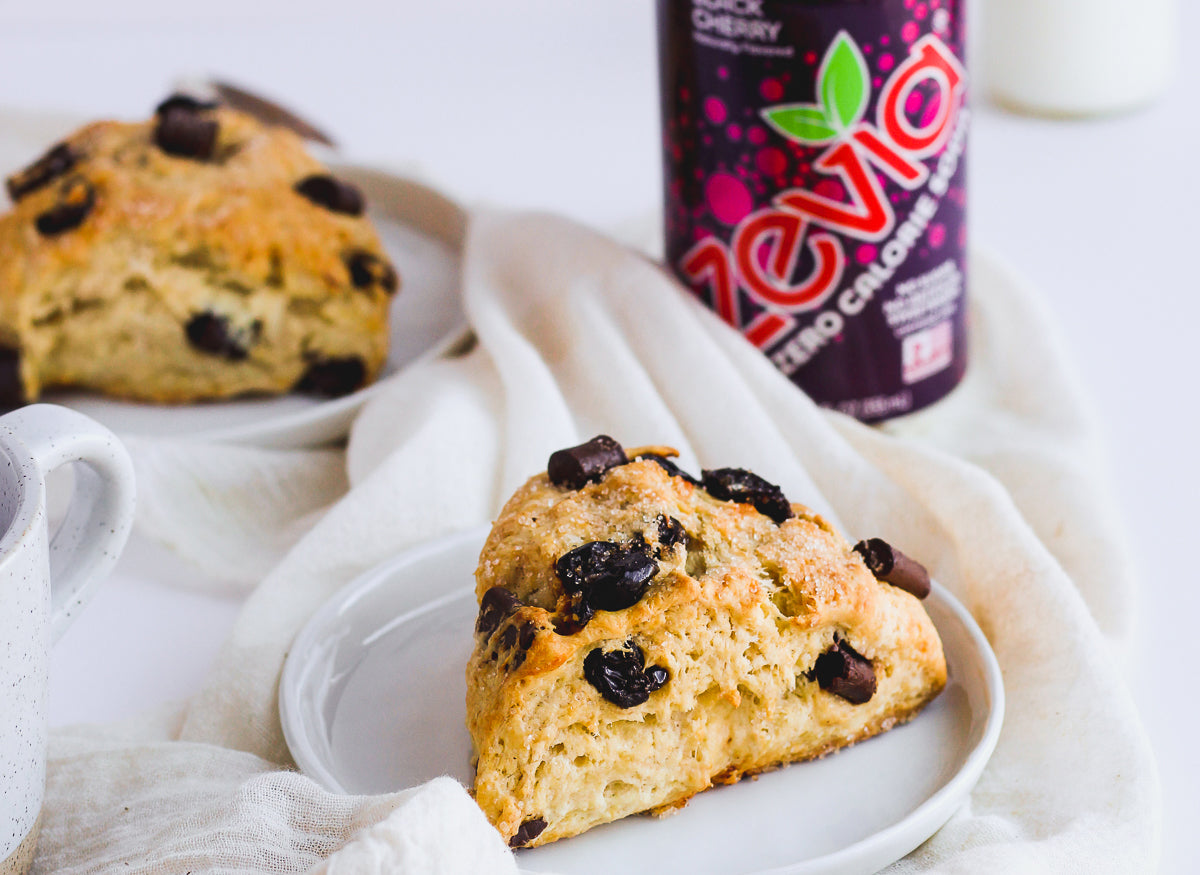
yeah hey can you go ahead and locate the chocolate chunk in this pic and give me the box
[493,618,537,671]
[294,174,364,216]
[547,435,628,490]
[634,452,700,485]
[656,515,687,552]
[155,108,218,160]
[498,623,519,651]
[508,621,539,671]
[0,347,24,409]
[294,356,367,398]
[854,538,931,599]
[813,639,876,704]
[476,586,521,637]
[517,621,536,651]
[583,640,669,708]
[184,312,259,361]
[701,467,794,524]
[509,817,547,848]
[154,93,218,116]
[345,251,398,295]
[35,176,95,236]
[6,142,77,202]
[556,541,658,614]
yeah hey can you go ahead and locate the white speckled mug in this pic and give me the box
[0,405,135,875]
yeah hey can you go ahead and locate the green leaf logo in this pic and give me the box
[759,31,870,146]
[761,105,837,145]
[821,33,869,131]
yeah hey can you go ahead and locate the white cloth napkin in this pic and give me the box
[27,192,1159,869]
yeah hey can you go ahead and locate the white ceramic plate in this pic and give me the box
[38,168,467,449]
[280,526,1004,875]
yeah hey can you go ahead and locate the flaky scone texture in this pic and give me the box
[0,105,397,405]
[467,449,946,848]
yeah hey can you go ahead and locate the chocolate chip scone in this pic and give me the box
[0,96,399,407]
[467,436,946,849]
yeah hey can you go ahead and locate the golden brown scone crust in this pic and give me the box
[0,105,397,404]
[467,448,946,848]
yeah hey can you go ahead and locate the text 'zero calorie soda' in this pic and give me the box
[657,0,969,422]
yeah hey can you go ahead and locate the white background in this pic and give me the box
[0,1,1194,870]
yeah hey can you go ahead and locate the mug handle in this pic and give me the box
[0,404,136,641]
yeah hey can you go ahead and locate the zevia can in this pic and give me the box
[657,0,969,422]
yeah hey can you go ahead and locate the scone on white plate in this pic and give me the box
[466,435,946,848]
[0,95,398,408]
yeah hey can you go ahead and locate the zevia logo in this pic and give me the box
[679,31,967,356]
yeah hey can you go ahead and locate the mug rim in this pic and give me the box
[0,434,42,571]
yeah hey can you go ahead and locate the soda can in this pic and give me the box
[658,0,969,422]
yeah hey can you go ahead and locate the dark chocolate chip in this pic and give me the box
[498,623,519,652]
[547,435,628,490]
[0,347,24,409]
[294,356,367,398]
[476,586,521,638]
[583,640,669,708]
[555,541,658,613]
[34,176,95,236]
[853,538,931,599]
[701,467,794,525]
[495,619,536,671]
[345,251,398,295]
[517,620,537,652]
[633,452,700,485]
[656,515,687,551]
[509,817,547,848]
[154,93,218,116]
[294,174,364,216]
[6,142,77,202]
[155,108,218,160]
[184,312,259,361]
[813,639,876,704]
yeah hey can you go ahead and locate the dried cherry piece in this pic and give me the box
[509,817,547,848]
[553,590,593,635]
[345,251,398,295]
[555,541,657,613]
[0,347,23,409]
[476,586,521,638]
[701,467,794,524]
[35,176,95,236]
[7,142,76,202]
[583,640,669,708]
[184,312,260,361]
[294,174,364,216]
[294,356,367,398]
[547,435,628,489]
[656,515,687,551]
[634,452,700,485]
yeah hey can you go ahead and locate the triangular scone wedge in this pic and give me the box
[467,439,946,849]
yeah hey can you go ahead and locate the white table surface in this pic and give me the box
[0,1,1194,870]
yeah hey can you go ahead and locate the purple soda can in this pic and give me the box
[657,0,969,422]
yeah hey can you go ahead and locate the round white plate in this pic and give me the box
[281,526,1004,875]
[37,167,467,449]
